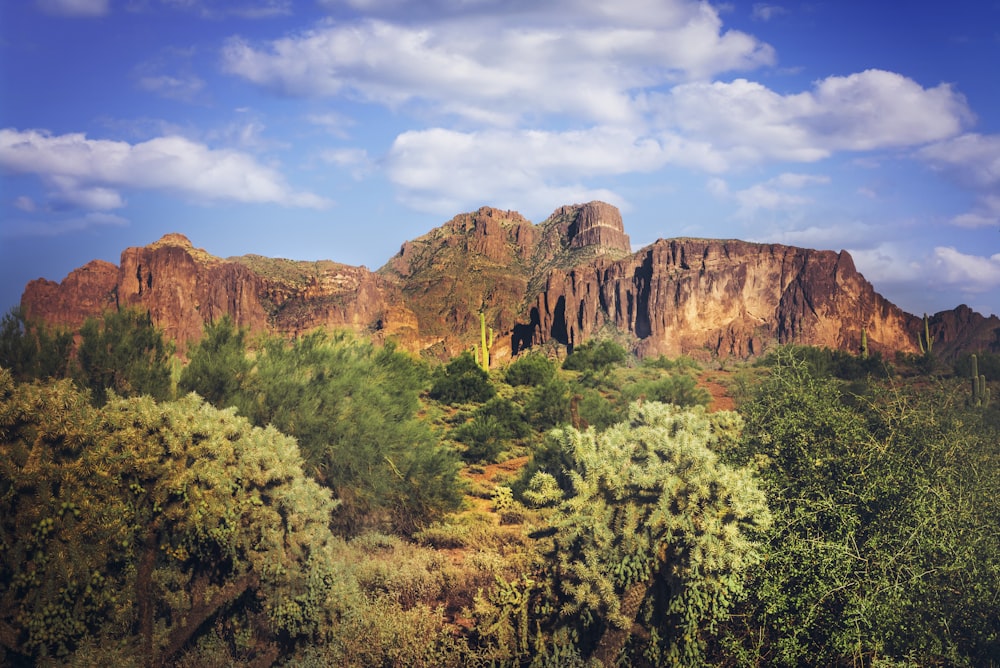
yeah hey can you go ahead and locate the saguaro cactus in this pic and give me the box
[861,328,868,359]
[969,354,991,408]
[919,313,933,355]
[476,312,494,371]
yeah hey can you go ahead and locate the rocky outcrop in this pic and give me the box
[22,259,119,330]
[568,201,631,254]
[516,238,918,359]
[18,201,1000,362]
[23,234,416,354]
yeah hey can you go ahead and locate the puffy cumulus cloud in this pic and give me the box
[385,126,721,215]
[931,247,1000,293]
[846,242,1000,315]
[222,0,774,124]
[661,70,971,166]
[36,0,108,16]
[0,128,328,210]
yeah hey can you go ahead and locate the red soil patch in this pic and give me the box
[699,371,736,412]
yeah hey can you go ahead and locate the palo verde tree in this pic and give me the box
[0,307,73,382]
[74,308,173,405]
[525,402,771,666]
[230,330,463,534]
[722,349,1000,666]
[0,368,339,666]
[177,315,252,407]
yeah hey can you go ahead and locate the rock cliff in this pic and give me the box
[18,201,1000,362]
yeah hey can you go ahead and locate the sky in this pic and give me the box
[2,0,999,320]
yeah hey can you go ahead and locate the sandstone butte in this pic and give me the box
[19,201,1000,363]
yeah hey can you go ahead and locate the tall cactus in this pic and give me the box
[861,328,868,360]
[969,354,990,408]
[475,312,494,371]
[919,313,933,355]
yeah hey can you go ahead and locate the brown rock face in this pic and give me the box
[568,201,631,254]
[22,259,119,329]
[23,234,416,354]
[19,202,1000,362]
[516,238,918,359]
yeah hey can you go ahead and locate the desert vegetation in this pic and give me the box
[1,307,998,666]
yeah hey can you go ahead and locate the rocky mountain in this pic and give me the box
[19,201,1000,362]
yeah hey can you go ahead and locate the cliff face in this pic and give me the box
[23,234,416,354]
[518,238,917,359]
[18,202,1000,362]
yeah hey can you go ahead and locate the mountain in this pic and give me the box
[19,202,1000,362]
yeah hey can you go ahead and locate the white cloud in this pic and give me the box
[222,1,774,124]
[37,0,108,17]
[931,246,1000,293]
[661,70,971,167]
[0,128,328,210]
[387,126,707,215]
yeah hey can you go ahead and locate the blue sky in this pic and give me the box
[2,0,999,319]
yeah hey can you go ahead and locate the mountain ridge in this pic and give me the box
[19,201,1000,362]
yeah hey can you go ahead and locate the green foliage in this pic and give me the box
[723,351,1000,666]
[505,351,557,387]
[525,377,572,430]
[177,315,251,407]
[573,387,626,431]
[453,397,530,462]
[429,350,497,405]
[562,339,628,373]
[232,331,462,534]
[0,369,339,664]
[761,343,892,381]
[621,371,710,408]
[530,402,771,665]
[74,308,174,405]
[0,307,73,381]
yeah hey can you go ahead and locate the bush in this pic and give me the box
[505,352,556,387]
[429,351,496,404]
[562,339,628,372]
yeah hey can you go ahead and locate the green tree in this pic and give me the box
[73,308,173,405]
[233,331,462,534]
[505,351,556,387]
[453,397,530,462]
[0,307,72,381]
[0,369,339,665]
[429,351,496,404]
[525,376,572,429]
[562,339,628,373]
[722,351,1000,666]
[177,315,251,407]
[527,402,771,666]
